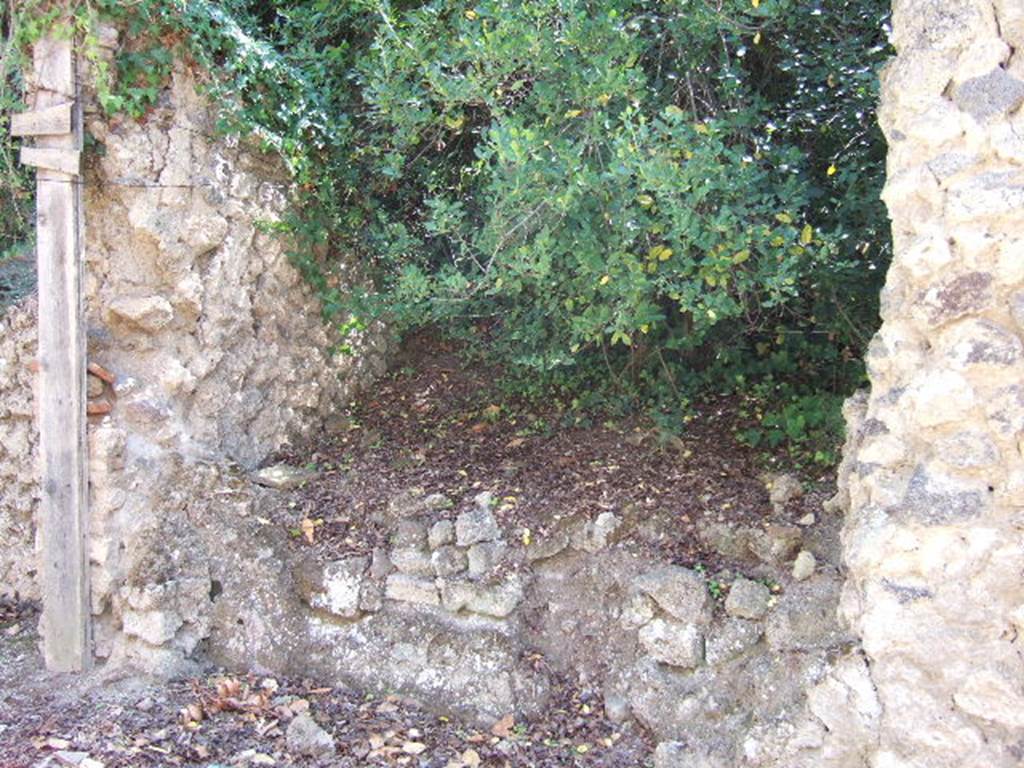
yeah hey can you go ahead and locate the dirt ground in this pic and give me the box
[0,337,838,767]
[268,334,834,569]
[0,602,651,767]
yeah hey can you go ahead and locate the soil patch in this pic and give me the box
[268,333,833,572]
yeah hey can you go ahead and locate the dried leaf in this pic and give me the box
[300,518,316,544]
[490,713,515,738]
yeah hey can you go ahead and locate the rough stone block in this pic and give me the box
[387,488,451,520]
[620,591,657,630]
[765,576,844,651]
[107,295,174,333]
[639,618,705,668]
[440,580,476,612]
[525,529,569,562]
[748,525,802,566]
[953,68,1024,121]
[431,545,468,577]
[467,541,507,579]
[122,609,183,646]
[653,740,730,768]
[390,547,434,577]
[428,519,455,549]
[310,557,367,618]
[705,618,763,666]
[392,518,428,549]
[724,578,771,620]
[286,713,335,758]
[896,465,986,525]
[252,463,317,490]
[635,565,711,624]
[465,578,524,618]
[791,551,816,582]
[384,573,439,606]
[456,506,501,547]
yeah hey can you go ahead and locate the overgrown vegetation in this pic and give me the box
[4,0,892,462]
[0,2,33,263]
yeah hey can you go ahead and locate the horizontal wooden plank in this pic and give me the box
[20,146,80,176]
[11,102,72,136]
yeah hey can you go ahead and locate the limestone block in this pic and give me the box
[896,465,987,525]
[387,488,451,520]
[791,551,816,582]
[574,511,621,552]
[390,548,434,577]
[634,565,712,624]
[938,319,1023,370]
[953,67,1024,121]
[620,591,657,630]
[464,578,524,618]
[392,518,428,549]
[653,741,729,768]
[764,472,803,511]
[933,430,1000,469]
[431,546,468,577]
[749,525,802,566]
[428,520,455,549]
[252,463,317,490]
[286,713,335,758]
[725,578,771,620]
[310,557,367,618]
[440,580,476,612]
[107,295,174,333]
[467,541,507,579]
[384,574,439,606]
[639,618,705,669]
[905,371,976,428]
[456,505,501,547]
[122,609,183,646]
[953,669,1024,728]
[765,576,845,652]
[705,619,763,666]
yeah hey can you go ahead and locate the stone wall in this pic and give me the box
[200,482,856,768]
[835,1,1024,765]
[0,38,387,669]
[0,298,39,600]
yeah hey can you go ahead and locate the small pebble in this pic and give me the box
[792,550,816,581]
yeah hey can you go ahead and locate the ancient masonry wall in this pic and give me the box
[0,298,40,600]
[0,34,387,668]
[836,1,1024,766]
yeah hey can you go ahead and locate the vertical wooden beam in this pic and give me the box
[31,33,91,672]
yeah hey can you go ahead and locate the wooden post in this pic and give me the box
[16,34,91,672]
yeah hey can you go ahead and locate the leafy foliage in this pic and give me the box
[6,0,893,459]
[0,2,34,261]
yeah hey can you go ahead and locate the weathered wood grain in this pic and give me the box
[20,146,80,175]
[31,34,91,673]
[10,101,73,136]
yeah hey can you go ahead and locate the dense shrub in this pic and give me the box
[8,0,893,454]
